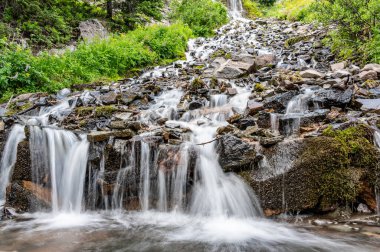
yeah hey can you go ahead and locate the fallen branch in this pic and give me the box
[196,136,222,146]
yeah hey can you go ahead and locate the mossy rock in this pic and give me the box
[284,35,311,48]
[248,125,380,215]
[95,105,118,117]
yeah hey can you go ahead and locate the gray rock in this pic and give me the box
[114,112,133,121]
[247,100,264,115]
[227,88,238,96]
[313,88,353,108]
[188,100,203,110]
[260,136,285,147]
[79,19,108,42]
[356,98,380,110]
[362,63,380,73]
[215,61,250,79]
[358,70,378,81]
[100,92,118,105]
[331,61,347,72]
[248,54,277,73]
[300,69,324,79]
[263,91,299,113]
[121,92,138,105]
[216,134,256,172]
[57,88,71,99]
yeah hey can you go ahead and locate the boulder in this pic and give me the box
[331,61,347,72]
[356,98,380,111]
[247,100,264,115]
[188,100,203,110]
[300,69,324,79]
[100,91,118,105]
[358,70,378,81]
[216,134,256,172]
[79,19,108,42]
[312,88,353,108]
[362,63,380,73]
[248,54,277,73]
[215,60,250,79]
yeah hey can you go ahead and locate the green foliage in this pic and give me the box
[0,24,192,101]
[242,0,263,18]
[0,0,105,48]
[171,0,228,37]
[110,0,164,31]
[265,0,315,21]
[311,0,380,64]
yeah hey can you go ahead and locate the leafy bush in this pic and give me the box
[171,0,228,37]
[0,24,192,101]
[265,0,315,21]
[311,0,380,64]
[242,0,263,18]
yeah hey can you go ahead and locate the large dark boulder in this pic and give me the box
[243,125,380,216]
[216,134,256,172]
[312,88,353,109]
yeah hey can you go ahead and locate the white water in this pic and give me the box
[0,124,26,206]
[228,0,244,19]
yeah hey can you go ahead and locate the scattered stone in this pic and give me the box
[300,69,324,79]
[359,70,378,81]
[247,100,264,115]
[331,61,347,72]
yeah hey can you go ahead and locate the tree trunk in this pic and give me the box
[106,0,113,19]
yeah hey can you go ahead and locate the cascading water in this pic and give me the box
[0,124,26,206]
[227,0,244,19]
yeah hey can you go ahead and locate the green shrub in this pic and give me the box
[0,24,192,102]
[171,0,228,37]
[265,0,315,21]
[310,0,380,64]
[242,0,263,18]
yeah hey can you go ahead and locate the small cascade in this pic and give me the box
[0,124,26,206]
[227,0,244,19]
[270,88,316,136]
[374,130,380,215]
[29,126,89,213]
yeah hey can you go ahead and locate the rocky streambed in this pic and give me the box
[1,18,380,251]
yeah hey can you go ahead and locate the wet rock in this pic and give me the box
[87,131,112,142]
[247,100,264,115]
[79,19,108,42]
[57,88,71,99]
[216,134,256,172]
[313,88,353,108]
[263,91,298,112]
[257,111,271,128]
[358,70,378,81]
[260,136,285,147]
[12,141,32,181]
[227,88,237,96]
[300,69,324,79]
[125,121,146,131]
[6,181,51,212]
[216,125,235,135]
[188,100,203,110]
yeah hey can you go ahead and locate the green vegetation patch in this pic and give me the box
[0,23,192,102]
[171,0,228,37]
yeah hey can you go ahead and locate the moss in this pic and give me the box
[242,0,263,19]
[95,105,118,117]
[76,106,94,117]
[210,76,219,89]
[190,78,205,91]
[210,49,231,59]
[193,65,205,70]
[254,83,265,92]
[5,101,33,116]
[284,35,311,48]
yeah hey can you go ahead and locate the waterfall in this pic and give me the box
[0,124,26,206]
[374,130,380,215]
[29,126,89,213]
[227,0,244,19]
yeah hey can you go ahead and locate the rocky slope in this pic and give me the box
[1,18,380,218]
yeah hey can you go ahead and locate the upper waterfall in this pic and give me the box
[227,0,244,19]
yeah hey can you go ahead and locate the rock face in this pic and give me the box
[79,19,108,42]
[216,134,256,172]
[312,88,353,108]
[243,126,380,216]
